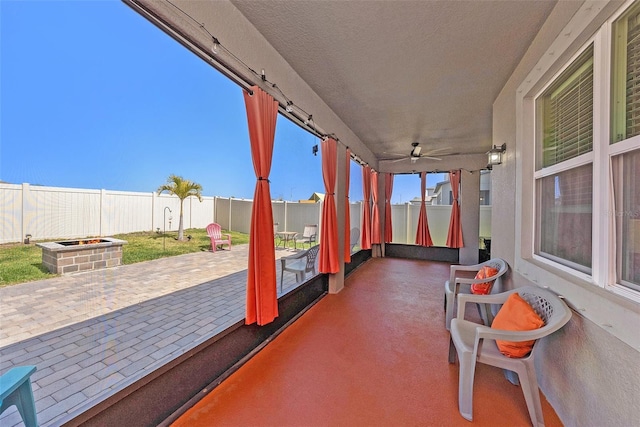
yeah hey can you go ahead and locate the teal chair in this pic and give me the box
[0,365,38,427]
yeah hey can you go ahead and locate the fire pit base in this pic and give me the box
[37,238,127,274]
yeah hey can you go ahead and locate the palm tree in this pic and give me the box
[157,175,203,241]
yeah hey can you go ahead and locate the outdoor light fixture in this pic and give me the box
[304,114,313,126]
[212,36,220,55]
[285,101,293,113]
[487,143,506,169]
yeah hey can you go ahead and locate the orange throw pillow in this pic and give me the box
[491,293,545,358]
[470,266,499,294]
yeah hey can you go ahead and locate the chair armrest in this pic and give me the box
[450,264,483,273]
[449,264,481,284]
[0,366,37,400]
[456,292,509,320]
[475,324,551,343]
[282,250,307,262]
[454,276,499,286]
[224,233,231,240]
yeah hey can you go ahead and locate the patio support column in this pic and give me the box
[329,143,347,293]
[459,171,480,264]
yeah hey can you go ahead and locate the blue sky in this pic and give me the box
[1,0,442,203]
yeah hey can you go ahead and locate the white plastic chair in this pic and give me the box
[294,224,318,250]
[449,286,572,427]
[444,258,508,330]
[279,245,320,292]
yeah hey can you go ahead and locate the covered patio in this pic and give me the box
[3,0,638,425]
[118,1,638,425]
[172,258,563,427]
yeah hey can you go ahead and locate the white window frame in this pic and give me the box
[517,0,640,305]
[532,37,599,284]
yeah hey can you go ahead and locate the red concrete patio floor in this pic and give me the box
[172,257,563,427]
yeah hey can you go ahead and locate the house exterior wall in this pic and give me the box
[493,1,640,425]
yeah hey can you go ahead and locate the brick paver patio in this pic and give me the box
[0,244,306,426]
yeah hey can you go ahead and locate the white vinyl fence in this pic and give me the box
[0,183,490,246]
[390,203,492,247]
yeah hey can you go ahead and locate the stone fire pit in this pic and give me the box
[37,237,127,274]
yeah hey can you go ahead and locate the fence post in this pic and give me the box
[405,202,410,244]
[229,197,232,232]
[100,189,107,237]
[284,201,288,232]
[151,191,156,232]
[21,183,29,243]
[213,196,217,224]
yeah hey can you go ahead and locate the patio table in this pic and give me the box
[275,231,297,250]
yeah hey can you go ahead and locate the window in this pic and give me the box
[537,46,594,169]
[530,1,640,296]
[537,165,593,272]
[535,45,594,272]
[613,149,640,290]
[612,2,640,291]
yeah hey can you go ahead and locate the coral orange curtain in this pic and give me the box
[371,170,381,245]
[361,165,372,250]
[446,170,464,248]
[344,149,351,263]
[384,173,393,243]
[415,171,433,246]
[243,86,278,326]
[319,138,340,273]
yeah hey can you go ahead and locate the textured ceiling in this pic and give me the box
[229,0,556,162]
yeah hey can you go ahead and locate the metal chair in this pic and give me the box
[1,365,38,427]
[294,224,318,250]
[206,223,231,252]
[444,258,508,330]
[449,286,572,427]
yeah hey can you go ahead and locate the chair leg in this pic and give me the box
[448,335,457,364]
[445,287,455,331]
[476,303,492,326]
[457,349,477,422]
[1,380,38,427]
[517,362,544,427]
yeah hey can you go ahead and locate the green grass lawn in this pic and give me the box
[0,228,248,287]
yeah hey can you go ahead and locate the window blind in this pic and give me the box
[542,45,594,168]
[626,12,640,139]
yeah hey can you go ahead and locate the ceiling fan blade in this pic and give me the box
[380,157,410,163]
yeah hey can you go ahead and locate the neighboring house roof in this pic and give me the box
[409,188,435,204]
[300,192,324,202]
[433,179,450,194]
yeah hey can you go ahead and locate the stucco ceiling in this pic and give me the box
[227,0,557,163]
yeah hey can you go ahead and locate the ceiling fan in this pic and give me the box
[381,142,446,163]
